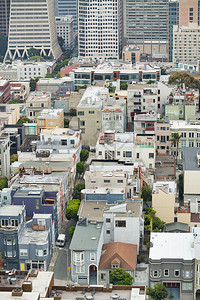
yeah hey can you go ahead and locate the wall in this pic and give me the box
[152,189,175,224]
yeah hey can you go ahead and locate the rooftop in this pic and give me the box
[153,181,176,194]
[97,132,134,146]
[78,201,142,222]
[40,128,80,138]
[183,147,200,171]
[28,271,53,298]
[78,86,108,109]
[0,292,40,300]
[170,120,200,130]
[26,92,51,102]
[149,233,195,260]
[38,108,63,119]
[0,205,24,216]
[99,242,137,271]
[70,220,103,251]
[19,226,49,244]
[164,222,189,232]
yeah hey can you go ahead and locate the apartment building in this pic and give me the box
[17,61,55,81]
[56,16,74,50]
[26,92,51,122]
[123,0,169,57]
[0,104,20,126]
[170,121,200,160]
[70,63,160,88]
[102,99,126,133]
[149,233,195,300]
[78,0,122,59]
[96,131,155,169]
[127,84,161,119]
[77,86,108,146]
[152,181,176,224]
[179,0,198,27]
[134,113,157,135]
[5,0,61,60]
[156,119,171,155]
[37,109,64,134]
[173,23,200,65]
[122,46,141,63]
[0,79,10,103]
[36,77,74,94]
[0,136,10,177]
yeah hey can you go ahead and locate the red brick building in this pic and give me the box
[0,79,11,103]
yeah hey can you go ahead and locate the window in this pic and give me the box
[185,270,190,278]
[115,220,126,227]
[1,219,8,226]
[89,111,95,114]
[36,249,43,257]
[123,151,132,158]
[70,140,75,145]
[182,282,192,290]
[76,265,85,273]
[5,239,12,245]
[98,151,102,155]
[36,199,39,210]
[90,253,96,261]
[117,180,123,183]
[112,264,119,269]
[41,103,44,107]
[74,252,84,262]
[137,153,139,159]
[39,120,44,126]
[11,219,18,227]
[43,249,48,256]
[153,270,158,277]
[20,249,28,256]
[164,269,169,276]
[48,121,56,126]
[80,121,85,126]
[101,273,106,280]
[61,140,67,145]
[106,218,111,223]
[104,180,110,183]
[174,270,180,277]
[117,151,120,156]
[149,153,154,159]
[78,111,84,116]
[106,230,110,234]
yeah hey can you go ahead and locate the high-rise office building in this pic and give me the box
[179,0,198,27]
[5,0,62,61]
[0,0,10,36]
[169,0,179,62]
[123,0,169,57]
[78,0,122,59]
[54,0,78,31]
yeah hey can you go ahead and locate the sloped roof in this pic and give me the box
[98,242,137,271]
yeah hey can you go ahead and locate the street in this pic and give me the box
[53,218,76,285]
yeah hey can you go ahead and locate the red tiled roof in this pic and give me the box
[61,65,80,77]
[98,242,137,271]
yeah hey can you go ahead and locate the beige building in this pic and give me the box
[156,119,171,155]
[152,181,176,224]
[173,23,200,65]
[26,92,51,121]
[37,108,64,134]
[0,103,20,126]
[122,46,141,63]
[179,0,198,27]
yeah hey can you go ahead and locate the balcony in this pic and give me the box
[32,224,45,231]
[36,150,50,158]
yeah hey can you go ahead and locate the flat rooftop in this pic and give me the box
[13,189,43,198]
[0,292,40,300]
[29,271,53,298]
[38,109,63,119]
[0,205,24,216]
[70,220,103,251]
[41,128,80,138]
[149,233,195,260]
[27,92,51,102]
[183,147,200,171]
[78,86,108,108]
[170,120,200,130]
[19,227,49,244]
[128,83,158,90]
[78,201,141,221]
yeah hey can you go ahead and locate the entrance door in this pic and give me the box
[89,265,97,285]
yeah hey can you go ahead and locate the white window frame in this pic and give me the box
[174,269,180,277]
[76,265,85,273]
[20,249,28,256]
[90,253,96,261]
[164,269,169,277]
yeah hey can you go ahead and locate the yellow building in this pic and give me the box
[37,108,64,135]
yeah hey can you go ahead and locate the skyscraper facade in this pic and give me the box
[5,0,62,61]
[179,0,198,27]
[78,0,122,59]
[169,0,179,62]
[0,0,10,36]
[54,0,78,31]
[123,0,169,57]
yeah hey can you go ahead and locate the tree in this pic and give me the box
[28,47,40,57]
[65,199,80,220]
[170,132,182,164]
[30,77,41,91]
[64,119,70,128]
[72,182,85,200]
[120,83,128,90]
[10,154,18,164]
[76,162,85,177]
[110,268,133,285]
[30,56,45,61]
[57,72,61,78]
[0,177,8,190]
[45,73,54,78]
[144,208,165,232]
[141,185,152,202]
[147,283,168,300]
[17,117,32,125]
[80,149,89,162]
[168,72,200,90]
[69,226,76,238]
[69,108,77,116]
[178,173,184,200]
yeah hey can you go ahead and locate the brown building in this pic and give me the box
[122,46,141,63]
[179,0,198,27]
[0,79,11,103]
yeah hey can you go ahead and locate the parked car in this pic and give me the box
[56,234,66,247]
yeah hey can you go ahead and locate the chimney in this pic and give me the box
[12,289,23,297]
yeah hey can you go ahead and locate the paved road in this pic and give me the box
[54,219,76,285]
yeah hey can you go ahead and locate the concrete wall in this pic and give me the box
[152,189,175,224]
